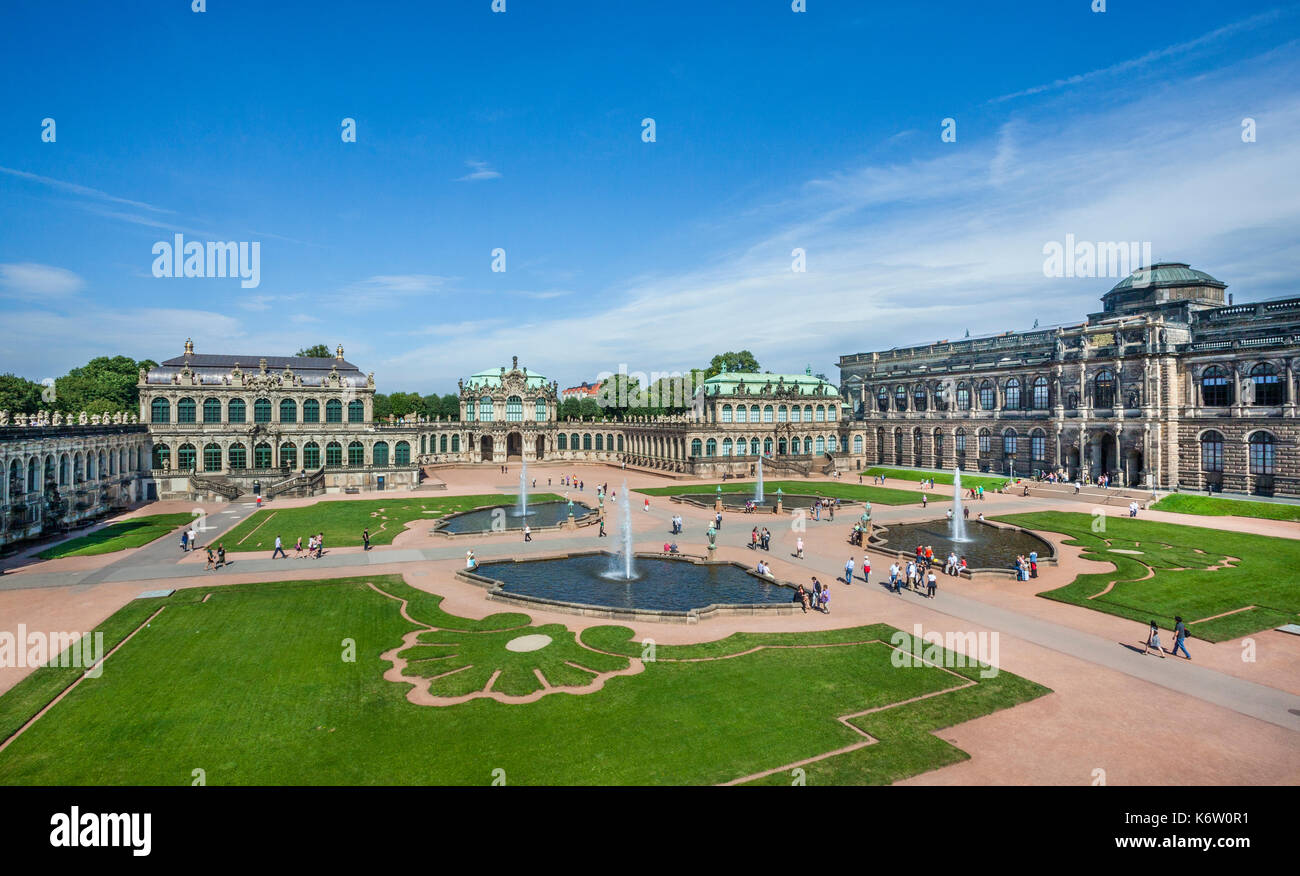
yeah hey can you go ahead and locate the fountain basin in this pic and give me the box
[466,552,800,621]
[868,519,1054,573]
[434,500,596,534]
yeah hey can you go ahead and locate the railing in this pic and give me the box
[189,473,241,500]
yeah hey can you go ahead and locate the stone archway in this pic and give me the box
[534,435,545,460]
[480,435,494,462]
[506,431,523,460]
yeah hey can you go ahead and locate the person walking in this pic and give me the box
[1143,620,1167,657]
[1172,616,1191,660]
[216,543,226,569]
[316,533,325,559]
[845,556,855,585]
[862,555,870,586]
[523,523,532,542]
[812,577,822,610]
[294,536,303,558]
[272,535,287,559]
[795,583,809,614]
[188,525,197,551]
[921,493,928,509]
[205,546,215,571]
[926,568,938,599]
[362,528,371,551]
[598,517,606,537]
[796,536,804,559]
[180,529,189,553]
[889,561,900,592]
[820,584,831,614]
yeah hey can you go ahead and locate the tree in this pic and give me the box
[296,344,331,358]
[372,393,391,421]
[54,356,153,414]
[0,374,44,414]
[703,350,760,380]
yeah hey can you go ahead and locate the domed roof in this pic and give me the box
[1106,263,1225,294]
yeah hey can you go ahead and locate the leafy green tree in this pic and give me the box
[54,356,153,414]
[0,374,44,414]
[703,350,760,380]
[372,393,391,421]
[296,344,332,358]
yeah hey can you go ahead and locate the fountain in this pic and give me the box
[951,468,969,543]
[754,456,765,504]
[516,459,530,518]
[606,478,636,580]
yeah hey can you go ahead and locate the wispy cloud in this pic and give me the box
[0,166,174,214]
[455,159,502,182]
[0,263,84,300]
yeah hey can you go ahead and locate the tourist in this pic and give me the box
[889,561,900,592]
[466,549,477,570]
[812,577,822,608]
[1143,620,1166,657]
[205,546,215,571]
[925,545,934,566]
[644,497,650,512]
[813,503,820,522]
[927,568,937,599]
[180,529,189,552]
[819,584,830,614]
[945,552,959,576]
[946,508,953,521]
[762,527,771,551]
[715,511,722,530]
[1029,549,1038,578]
[665,542,672,554]
[362,528,371,551]
[1129,500,1139,518]
[921,493,928,509]
[977,512,985,522]
[669,541,678,554]
[963,505,970,520]
[217,543,226,568]
[598,518,606,537]
[959,556,968,574]
[523,524,532,542]
[272,535,286,559]
[862,555,870,585]
[316,533,325,559]
[845,556,855,585]
[189,525,197,550]
[751,527,759,550]
[1172,616,1191,660]
[796,536,804,559]
[906,560,917,590]
[295,536,303,557]
[756,559,766,575]
[795,583,809,613]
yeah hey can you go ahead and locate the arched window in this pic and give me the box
[764,437,773,455]
[280,442,297,469]
[151,398,170,424]
[978,381,995,410]
[59,454,70,485]
[175,397,195,423]
[777,405,788,422]
[326,399,343,423]
[348,441,364,467]
[1250,363,1282,406]
[506,396,523,421]
[978,428,991,454]
[720,405,733,423]
[895,386,908,411]
[790,405,803,423]
[751,438,760,455]
[255,442,273,468]
[439,434,447,453]
[479,396,494,421]
[733,437,745,457]
[570,433,579,450]
[1200,431,1224,472]
[722,438,733,457]
[1093,370,1116,408]
[1005,379,1020,410]
[535,398,547,421]
[853,435,863,454]
[877,387,889,412]
[1003,429,1017,455]
[303,442,321,469]
[325,441,343,467]
[178,443,196,470]
[763,405,774,423]
[225,398,244,423]
[617,435,624,452]
[736,405,748,423]
[1030,430,1046,461]
[152,444,170,469]
[228,443,247,470]
[373,441,389,466]
[595,434,604,451]
[450,435,460,453]
[1249,431,1275,474]
[750,404,760,422]
[348,399,364,423]
[828,435,838,452]
[558,433,568,451]
[816,404,827,421]
[705,438,716,457]
[203,397,222,423]
[691,438,702,457]
[1200,366,1232,406]
[912,386,927,412]
[279,398,297,423]
[395,441,411,465]
[251,398,269,423]
[582,433,592,450]
[957,383,971,410]
[803,436,812,455]
[815,436,825,454]
[1032,376,1049,410]
[303,399,320,423]
[203,443,221,471]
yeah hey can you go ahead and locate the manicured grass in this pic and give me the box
[36,513,196,559]
[997,511,1300,642]
[0,575,1049,785]
[218,493,561,551]
[1150,493,1300,523]
[635,479,927,506]
[862,467,1011,492]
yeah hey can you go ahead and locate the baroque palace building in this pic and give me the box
[837,263,1299,497]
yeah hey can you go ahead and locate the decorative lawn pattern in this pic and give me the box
[861,467,1010,491]
[636,480,927,506]
[998,511,1300,642]
[36,513,196,559]
[218,494,561,551]
[0,575,1049,785]
[1150,494,1300,523]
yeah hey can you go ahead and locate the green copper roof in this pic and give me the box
[1107,263,1225,294]
[702,372,836,397]
[465,367,548,389]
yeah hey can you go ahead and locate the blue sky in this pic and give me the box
[2,0,1298,393]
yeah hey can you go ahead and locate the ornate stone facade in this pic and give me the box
[838,264,1298,496]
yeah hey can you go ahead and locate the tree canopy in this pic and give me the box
[296,344,332,358]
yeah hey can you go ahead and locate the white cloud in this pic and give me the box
[0,263,84,300]
[455,159,502,182]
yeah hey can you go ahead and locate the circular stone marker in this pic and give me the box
[505,634,552,652]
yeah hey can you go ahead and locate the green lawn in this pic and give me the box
[37,513,196,559]
[218,493,561,551]
[997,511,1300,641]
[0,575,1049,785]
[1150,493,1300,523]
[635,479,928,506]
[862,467,1011,492]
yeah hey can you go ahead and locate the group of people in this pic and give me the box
[886,554,940,598]
[204,542,227,570]
[794,578,830,613]
[848,521,868,546]
[1144,616,1192,660]
[662,541,679,554]
[749,526,773,551]
[267,533,327,560]
[843,554,869,585]
[669,514,684,534]
[811,498,837,522]
[178,525,199,553]
[1012,551,1038,580]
